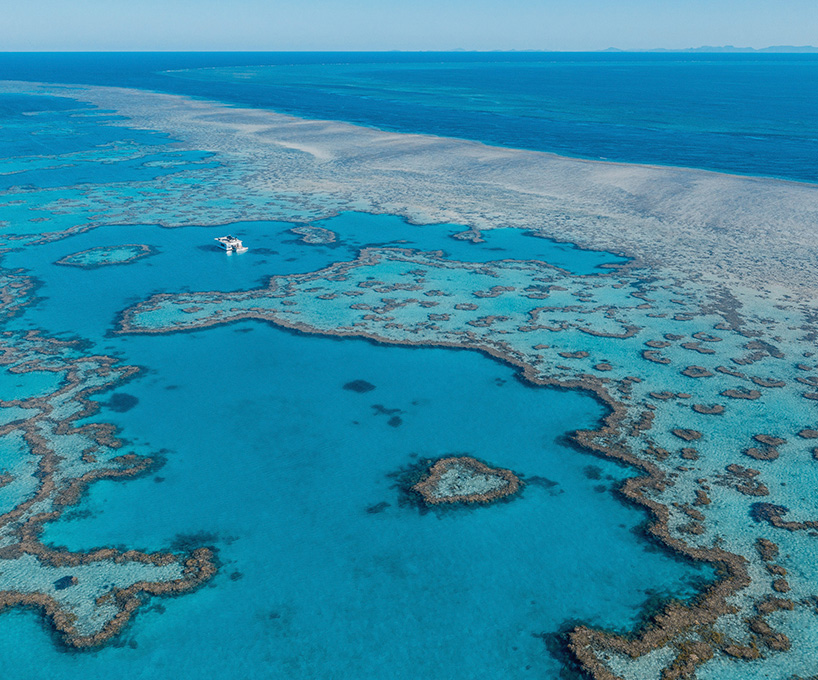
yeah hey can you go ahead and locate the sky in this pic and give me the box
[2,0,817,52]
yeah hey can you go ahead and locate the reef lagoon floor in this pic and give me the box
[1,74,818,680]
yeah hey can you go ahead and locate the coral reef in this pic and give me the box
[289,224,338,245]
[116,244,818,679]
[0,267,216,648]
[411,456,521,505]
[4,81,818,678]
[55,244,155,269]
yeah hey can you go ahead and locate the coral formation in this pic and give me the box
[55,244,155,269]
[4,80,818,678]
[116,243,818,679]
[290,224,338,245]
[0,267,216,648]
[411,456,521,505]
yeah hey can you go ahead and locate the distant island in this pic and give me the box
[451,46,818,54]
[603,45,818,53]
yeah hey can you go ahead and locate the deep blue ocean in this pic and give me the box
[1,52,817,182]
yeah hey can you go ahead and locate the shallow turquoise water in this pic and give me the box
[4,212,626,340]
[310,212,629,271]
[0,150,217,191]
[0,93,171,158]
[0,91,706,678]
[30,324,705,680]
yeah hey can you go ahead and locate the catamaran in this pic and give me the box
[215,235,248,254]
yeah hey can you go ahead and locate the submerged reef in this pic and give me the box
[118,244,818,679]
[3,81,818,677]
[0,267,216,648]
[55,244,156,269]
[412,456,521,505]
[289,224,337,245]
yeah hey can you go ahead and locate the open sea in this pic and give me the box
[2,52,818,181]
[0,53,816,679]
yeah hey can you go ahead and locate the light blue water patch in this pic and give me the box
[0,92,172,159]
[56,244,154,269]
[33,322,708,680]
[3,220,339,338]
[4,211,625,340]
[0,150,218,191]
[0,432,40,515]
[0,187,94,236]
[0,367,64,402]
[312,211,629,272]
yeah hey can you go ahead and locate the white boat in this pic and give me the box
[215,235,248,254]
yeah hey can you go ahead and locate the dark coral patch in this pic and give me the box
[343,379,375,393]
[643,350,671,364]
[755,538,779,562]
[672,429,703,442]
[722,388,762,400]
[744,447,780,462]
[753,434,786,447]
[104,392,139,413]
[750,503,790,524]
[680,448,699,461]
[692,404,725,415]
[53,576,77,591]
[582,465,602,480]
[682,366,713,378]
[559,350,590,359]
[751,377,786,388]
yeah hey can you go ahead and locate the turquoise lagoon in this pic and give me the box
[0,90,707,679]
[21,323,706,680]
[5,212,626,341]
[4,218,703,679]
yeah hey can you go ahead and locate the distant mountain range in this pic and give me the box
[603,45,818,53]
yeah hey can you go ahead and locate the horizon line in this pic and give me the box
[1,46,818,54]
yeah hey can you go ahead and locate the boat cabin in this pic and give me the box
[215,235,248,254]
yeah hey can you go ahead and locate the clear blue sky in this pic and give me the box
[3,0,817,51]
